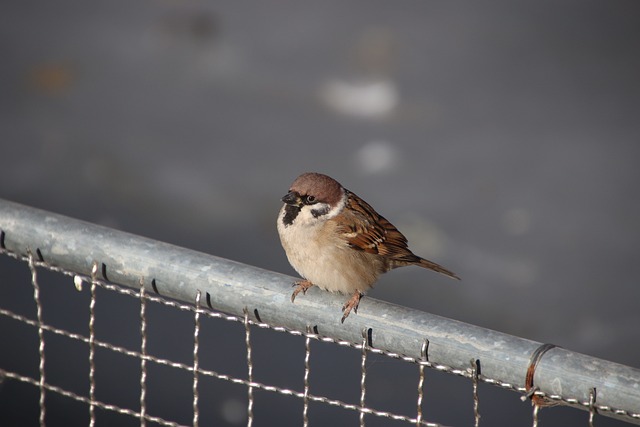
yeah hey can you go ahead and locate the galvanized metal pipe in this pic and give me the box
[1,198,638,424]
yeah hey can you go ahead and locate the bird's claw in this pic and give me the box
[290,280,314,303]
[341,291,363,323]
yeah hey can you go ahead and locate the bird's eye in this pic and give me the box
[305,195,316,204]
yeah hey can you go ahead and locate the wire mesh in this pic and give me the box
[1,249,451,426]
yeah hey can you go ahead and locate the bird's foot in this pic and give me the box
[291,280,314,303]
[341,291,363,323]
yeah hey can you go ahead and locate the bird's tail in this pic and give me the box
[417,258,460,280]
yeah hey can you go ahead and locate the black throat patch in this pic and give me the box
[282,204,301,226]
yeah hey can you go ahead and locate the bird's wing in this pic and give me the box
[334,191,418,262]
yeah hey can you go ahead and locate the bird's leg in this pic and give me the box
[291,279,314,303]
[341,291,363,323]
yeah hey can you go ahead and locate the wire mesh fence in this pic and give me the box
[1,198,639,426]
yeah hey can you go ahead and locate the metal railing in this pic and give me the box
[1,198,639,426]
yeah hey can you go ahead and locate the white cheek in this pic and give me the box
[296,195,346,226]
[295,204,327,226]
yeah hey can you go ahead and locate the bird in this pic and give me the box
[277,172,459,323]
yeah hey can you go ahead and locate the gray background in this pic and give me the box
[1,1,639,425]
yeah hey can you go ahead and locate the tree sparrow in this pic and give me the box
[277,172,459,323]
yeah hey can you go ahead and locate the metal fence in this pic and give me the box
[1,198,639,426]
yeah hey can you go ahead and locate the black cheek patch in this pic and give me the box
[311,205,330,218]
[283,204,301,226]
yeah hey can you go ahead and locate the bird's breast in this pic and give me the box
[277,212,386,294]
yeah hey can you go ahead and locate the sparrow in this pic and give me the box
[277,172,459,323]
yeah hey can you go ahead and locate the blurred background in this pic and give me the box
[1,0,639,425]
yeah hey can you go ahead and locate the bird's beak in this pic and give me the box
[281,191,301,206]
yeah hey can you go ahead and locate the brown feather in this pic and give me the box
[334,190,459,280]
